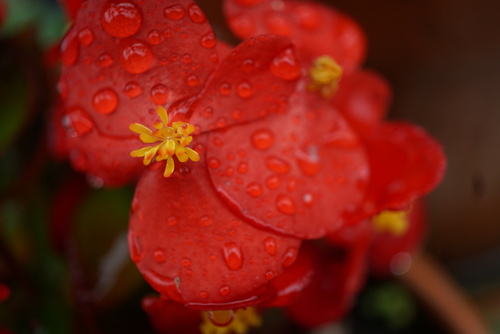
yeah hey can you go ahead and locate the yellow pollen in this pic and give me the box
[129,106,200,178]
[372,210,409,237]
[200,307,261,334]
[308,55,343,98]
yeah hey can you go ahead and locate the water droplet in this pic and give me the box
[251,129,275,150]
[164,5,185,20]
[153,248,166,263]
[147,30,162,45]
[219,285,231,296]
[181,258,192,267]
[123,81,142,97]
[270,47,301,80]
[101,1,142,38]
[129,233,144,262]
[199,291,208,299]
[237,162,248,174]
[199,216,213,226]
[240,58,254,73]
[236,80,253,98]
[150,84,169,105]
[287,179,297,192]
[264,237,277,256]
[219,82,231,96]
[282,247,298,267]
[265,270,276,280]
[182,54,192,63]
[276,194,296,215]
[246,182,263,198]
[265,156,290,174]
[97,53,113,67]
[187,3,206,23]
[78,27,94,46]
[200,31,216,48]
[303,193,314,206]
[208,157,221,169]
[298,157,320,176]
[265,174,280,189]
[186,74,199,87]
[57,78,68,100]
[61,30,79,66]
[92,88,118,114]
[222,242,243,271]
[231,109,242,120]
[120,38,153,74]
[62,107,94,137]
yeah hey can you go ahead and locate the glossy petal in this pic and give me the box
[224,0,366,71]
[333,69,392,133]
[285,224,370,328]
[59,0,218,185]
[347,122,446,223]
[189,34,301,133]
[207,89,369,239]
[129,156,302,309]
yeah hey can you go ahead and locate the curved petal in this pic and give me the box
[333,69,392,133]
[347,122,446,223]
[128,157,301,309]
[224,0,366,71]
[188,34,301,133]
[206,90,369,239]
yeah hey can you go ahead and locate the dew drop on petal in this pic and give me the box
[240,58,254,73]
[166,216,177,225]
[276,194,296,215]
[237,162,248,174]
[187,3,206,23]
[120,38,153,74]
[282,247,298,268]
[61,30,79,66]
[246,182,263,198]
[97,53,113,67]
[181,258,192,267]
[219,285,231,296]
[222,242,243,271]
[303,193,314,207]
[164,5,186,20]
[78,27,94,46]
[101,1,142,38]
[200,31,216,48]
[150,84,169,105]
[208,157,221,169]
[263,237,277,256]
[62,107,94,137]
[251,129,275,150]
[265,174,281,189]
[219,82,231,96]
[124,81,142,98]
[92,88,118,114]
[265,156,290,174]
[153,248,166,263]
[199,291,208,299]
[147,30,162,45]
[298,157,320,176]
[236,80,254,98]
[129,233,144,263]
[199,216,213,226]
[186,74,199,87]
[270,47,301,81]
[265,271,276,280]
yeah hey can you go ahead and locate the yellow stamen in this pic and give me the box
[129,106,200,177]
[308,55,343,98]
[200,307,261,334]
[372,210,409,237]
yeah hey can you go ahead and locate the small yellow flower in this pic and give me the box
[130,106,200,178]
[308,55,343,98]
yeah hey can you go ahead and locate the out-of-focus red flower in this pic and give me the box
[59,0,84,20]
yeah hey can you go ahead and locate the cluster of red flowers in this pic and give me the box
[54,0,445,332]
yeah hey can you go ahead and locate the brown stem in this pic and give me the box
[400,253,490,334]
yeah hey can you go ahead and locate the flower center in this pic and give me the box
[129,106,200,178]
[200,307,261,334]
[372,209,409,237]
[308,55,343,98]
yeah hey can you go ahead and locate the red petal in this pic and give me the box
[224,0,366,71]
[60,0,84,20]
[333,70,392,133]
[129,156,301,309]
[207,90,369,239]
[348,122,446,222]
[285,235,369,328]
[188,34,301,132]
[369,199,426,277]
